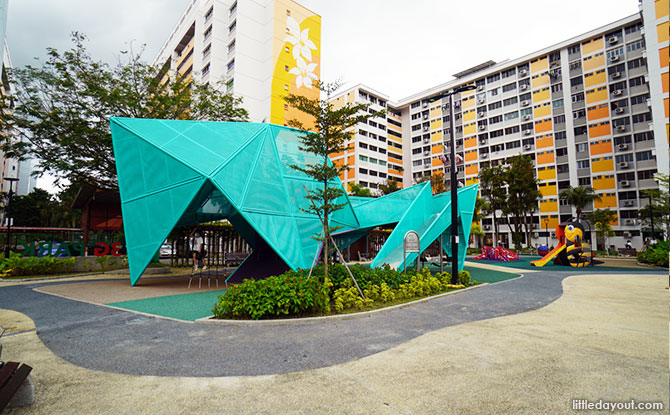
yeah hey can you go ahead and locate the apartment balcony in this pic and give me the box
[577,168,590,177]
[629,84,649,96]
[572,99,585,110]
[638,178,659,189]
[560,204,574,214]
[637,159,657,170]
[558,171,570,181]
[631,103,649,114]
[628,65,647,77]
[574,133,588,143]
[557,154,570,164]
[555,137,567,148]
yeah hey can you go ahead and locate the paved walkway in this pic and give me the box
[1,271,667,414]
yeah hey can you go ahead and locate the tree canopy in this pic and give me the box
[0,32,249,190]
[559,186,601,219]
[349,183,373,197]
[378,179,401,196]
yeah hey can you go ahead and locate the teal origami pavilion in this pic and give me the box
[110,118,478,286]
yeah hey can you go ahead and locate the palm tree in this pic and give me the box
[559,186,601,219]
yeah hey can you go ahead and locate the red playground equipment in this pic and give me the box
[473,246,520,262]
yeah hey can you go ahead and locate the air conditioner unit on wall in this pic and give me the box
[523,130,532,136]
[481,153,488,158]
[618,161,630,168]
[479,125,486,130]
[608,36,618,44]
[520,84,528,90]
[611,72,621,79]
[523,115,531,120]
[478,112,485,117]
[615,107,624,114]
[624,218,635,225]
[612,90,623,96]
[616,125,626,132]
[623,200,634,206]
[477,85,484,91]
[523,144,532,150]
[617,143,628,150]
[520,69,528,76]
[478,99,485,104]
[533,232,540,238]
[619,180,630,187]
[521,100,530,107]
[609,55,619,62]
[484,225,491,230]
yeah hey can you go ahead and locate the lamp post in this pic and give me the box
[3,177,19,258]
[429,85,476,284]
[543,217,549,246]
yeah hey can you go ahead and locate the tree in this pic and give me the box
[478,164,507,246]
[638,173,670,240]
[379,179,401,195]
[470,196,489,248]
[586,208,617,251]
[503,156,541,251]
[348,183,372,197]
[416,172,446,195]
[559,186,601,219]
[0,32,248,190]
[284,81,384,278]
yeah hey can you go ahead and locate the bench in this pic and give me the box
[0,361,33,412]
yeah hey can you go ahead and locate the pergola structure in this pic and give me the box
[110,118,478,286]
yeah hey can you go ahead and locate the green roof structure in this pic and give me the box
[110,118,478,285]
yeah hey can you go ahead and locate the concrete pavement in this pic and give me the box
[1,272,668,414]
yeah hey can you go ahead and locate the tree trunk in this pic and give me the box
[493,210,499,247]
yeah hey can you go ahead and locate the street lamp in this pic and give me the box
[3,177,19,258]
[543,217,550,247]
[429,84,476,284]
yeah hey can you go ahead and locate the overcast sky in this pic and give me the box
[6,0,638,190]
[8,0,638,100]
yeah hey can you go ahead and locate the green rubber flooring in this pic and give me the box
[467,256,662,272]
[425,264,521,284]
[107,289,227,321]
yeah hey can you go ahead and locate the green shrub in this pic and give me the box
[637,241,669,268]
[0,253,76,277]
[212,271,330,319]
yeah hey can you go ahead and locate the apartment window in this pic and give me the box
[504,111,519,121]
[606,47,624,60]
[576,143,588,152]
[626,40,645,53]
[520,108,532,117]
[502,82,516,92]
[624,22,642,34]
[490,129,504,138]
[201,63,210,76]
[627,58,645,70]
[578,177,591,186]
[632,112,652,124]
[503,97,518,106]
[358,168,368,175]
[572,92,585,103]
[568,45,580,54]
[369,170,378,177]
[229,1,237,14]
[636,151,654,161]
[554,115,566,124]
[205,6,214,21]
[225,79,233,91]
[202,44,212,59]
[552,99,564,109]
[573,109,586,118]
[488,101,502,110]
[634,131,654,142]
[204,24,213,38]
[555,131,567,140]
[228,20,237,33]
[228,40,236,53]
[487,73,501,83]
[615,153,634,163]
[614,135,632,145]
[576,160,590,169]
[569,61,581,71]
[227,59,235,71]
[359,142,368,149]
[359,155,368,162]
[411,102,421,109]
[286,9,291,16]
[570,77,583,87]
[630,94,650,105]
[504,126,520,135]
[412,160,422,167]
[489,115,502,124]
[551,83,563,93]
[637,169,657,180]
[628,76,645,88]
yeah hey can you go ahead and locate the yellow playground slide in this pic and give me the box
[530,243,566,267]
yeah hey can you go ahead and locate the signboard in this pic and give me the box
[404,231,420,253]
[403,231,420,272]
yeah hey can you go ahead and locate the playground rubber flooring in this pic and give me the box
[107,289,227,321]
[468,255,662,272]
[101,266,520,321]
